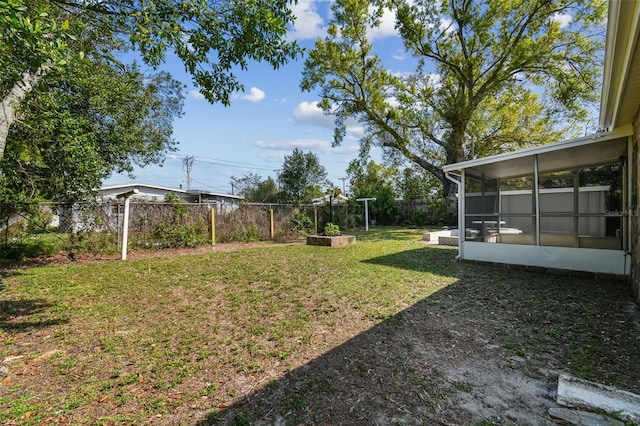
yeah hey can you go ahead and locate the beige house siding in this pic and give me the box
[633,107,640,303]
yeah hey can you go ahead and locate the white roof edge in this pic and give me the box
[442,126,632,172]
[99,182,187,193]
[599,0,640,130]
[100,183,241,199]
[598,0,622,130]
[187,189,244,199]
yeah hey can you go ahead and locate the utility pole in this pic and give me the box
[183,156,194,190]
[339,177,347,196]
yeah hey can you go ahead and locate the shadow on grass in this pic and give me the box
[361,246,455,274]
[197,263,640,425]
[0,299,69,332]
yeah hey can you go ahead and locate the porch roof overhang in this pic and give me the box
[599,0,640,131]
[442,128,631,180]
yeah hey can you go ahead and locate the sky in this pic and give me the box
[102,0,577,196]
[103,0,411,195]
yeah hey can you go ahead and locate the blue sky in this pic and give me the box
[103,0,410,195]
[103,1,576,196]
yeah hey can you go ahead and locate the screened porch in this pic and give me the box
[442,130,633,276]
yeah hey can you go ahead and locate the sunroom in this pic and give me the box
[442,128,633,277]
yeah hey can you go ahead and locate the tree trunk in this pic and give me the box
[442,126,466,199]
[0,69,43,161]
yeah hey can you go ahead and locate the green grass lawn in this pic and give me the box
[1,228,639,425]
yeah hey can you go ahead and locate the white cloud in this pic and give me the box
[426,73,441,87]
[345,123,365,139]
[391,70,413,78]
[367,6,398,40]
[440,18,456,34]
[292,101,365,141]
[385,96,400,108]
[188,90,205,100]
[293,101,335,128]
[240,87,266,102]
[255,138,359,155]
[392,50,407,61]
[290,1,399,42]
[288,0,327,40]
[255,139,327,151]
[552,13,572,29]
[257,152,287,164]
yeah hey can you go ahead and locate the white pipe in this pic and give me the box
[444,171,463,259]
[116,189,139,260]
[356,198,376,231]
[364,200,369,231]
[121,196,131,260]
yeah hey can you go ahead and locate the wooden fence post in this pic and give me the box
[270,209,274,239]
[211,208,216,245]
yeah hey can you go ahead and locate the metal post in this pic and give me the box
[356,198,376,231]
[121,197,131,260]
[364,200,369,231]
[116,189,139,260]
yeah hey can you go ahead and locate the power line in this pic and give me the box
[191,178,231,193]
[192,156,274,171]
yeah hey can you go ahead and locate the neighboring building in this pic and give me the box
[54,183,243,233]
[99,183,243,207]
[311,193,349,205]
[441,0,640,303]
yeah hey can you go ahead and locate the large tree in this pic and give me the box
[0,47,184,204]
[278,148,330,205]
[301,0,605,197]
[0,0,300,160]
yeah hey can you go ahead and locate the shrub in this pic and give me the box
[0,233,66,260]
[283,212,314,237]
[405,210,429,227]
[151,223,208,248]
[323,222,341,236]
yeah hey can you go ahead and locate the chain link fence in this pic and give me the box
[0,199,454,259]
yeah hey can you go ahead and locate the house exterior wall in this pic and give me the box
[632,107,640,303]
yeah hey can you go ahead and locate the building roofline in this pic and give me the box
[100,182,187,194]
[599,0,640,130]
[100,183,242,199]
[186,189,243,200]
[442,127,631,172]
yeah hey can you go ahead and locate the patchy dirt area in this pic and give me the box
[207,284,640,426]
[2,241,640,425]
